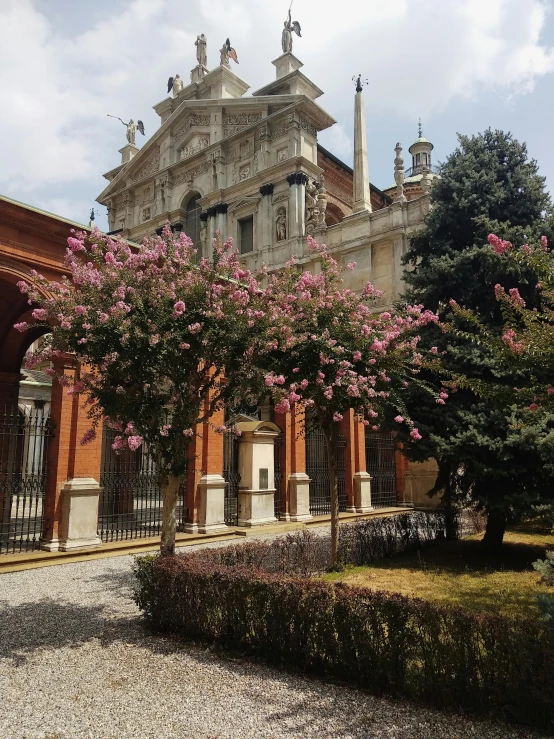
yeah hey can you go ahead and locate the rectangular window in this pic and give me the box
[239,216,254,254]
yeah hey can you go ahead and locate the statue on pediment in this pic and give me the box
[195,34,207,67]
[282,8,301,53]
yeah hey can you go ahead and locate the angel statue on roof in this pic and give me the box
[107,115,145,146]
[282,6,301,54]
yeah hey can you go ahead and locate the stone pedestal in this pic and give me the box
[288,472,312,522]
[272,52,303,80]
[353,471,373,513]
[190,64,208,84]
[119,143,139,165]
[42,478,102,552]
[236,421,280,527]
[195,474,228,534]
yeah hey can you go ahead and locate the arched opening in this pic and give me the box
[326,202,345,226]
[183,193,202,256]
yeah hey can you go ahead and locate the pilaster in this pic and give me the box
[287,172,308,239]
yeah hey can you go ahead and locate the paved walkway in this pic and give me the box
[0,544,546,739]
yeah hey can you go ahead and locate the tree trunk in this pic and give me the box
[482,508,506,554]
[160,473,180,556]
[323,423,340,567]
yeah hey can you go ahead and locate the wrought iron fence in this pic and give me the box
[306,425,347,515]
[223,429,240,525]
[365,432,398,508]
[274,432,283,519]
[98,426,186,542]
[0,406,52,554]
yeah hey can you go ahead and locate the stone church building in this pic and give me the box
[0,32,439,557]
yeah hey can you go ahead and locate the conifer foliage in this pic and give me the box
[399,129,554,550]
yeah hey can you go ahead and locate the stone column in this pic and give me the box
[259,183,274,248]
[287,172,308,239]
[274,404,311,522]
[352,84,372,213]
[236,421,280,527]
[42,358,102,551]
[215,202,228,241]
[353,417,372,512]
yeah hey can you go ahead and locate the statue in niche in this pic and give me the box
[282,8,302,53]
[305,178,319,233]
[195,34,207,67]
[276,207,287,241]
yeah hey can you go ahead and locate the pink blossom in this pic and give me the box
[127,435,143,451]
[99,312,109,323]
[188,322,202,334]
[183,428,194,437]
[274,375,285,386]
[80,428,96,445]
[74,305,87,315]
[68,237,85,252]
[333,412,343,422]
[430,346,438,355]
[541,235,548,251]
[149,334,160,346]
[300,379,309,390]
[353,350,362,362]
[31,308,48,321]
[173,300,186,316]
[547,388,554,396]
[394,415,404,424]
[264,374,275,387]
[410,428,422,441]
[528,403,538,412]
[14,322,28,332]
[508,287,525,307]
[179,342,190,350]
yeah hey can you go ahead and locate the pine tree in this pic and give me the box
[396,129,554,551]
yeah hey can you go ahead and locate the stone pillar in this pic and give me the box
[275,404,311,522]
[42,358,102,551]
[236,421,280,527]
[352,84,372,213]
[195,398,227,534]
[340,411,373,513]
[119,143,139,165]
[287,172,308,238]
[259,183,274,248]
[215,202,228,240]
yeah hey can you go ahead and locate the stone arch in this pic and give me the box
[0,261,52,405]
[180,191,203,252]
[326,202,346,226]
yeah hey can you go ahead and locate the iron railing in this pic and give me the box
[223,429,240,525]
[0,406,52,554]
[306,425,347,515]
[274,432,283,519]
[98,426,186,542]
[404,163,440,178]
[365,432,398,508]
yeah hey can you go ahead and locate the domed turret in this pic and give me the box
[408,119,434,176]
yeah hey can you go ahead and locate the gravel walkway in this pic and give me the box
[0,540,549,739]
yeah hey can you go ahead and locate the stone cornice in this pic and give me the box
[97,96,335,205]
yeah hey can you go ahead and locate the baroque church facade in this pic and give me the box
[97,43,437,312]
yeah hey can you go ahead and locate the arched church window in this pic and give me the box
[184,194,201,253]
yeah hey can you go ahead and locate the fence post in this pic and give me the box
[41,358,102,551]
[275,404,312,522]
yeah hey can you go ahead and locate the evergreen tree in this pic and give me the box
[396,129,554,551]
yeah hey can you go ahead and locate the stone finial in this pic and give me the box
[421,166,432,195]
[393,143,407,204]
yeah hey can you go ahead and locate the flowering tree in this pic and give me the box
[257,238,442,564]
[449,233,554,410]
[16,227,268,555]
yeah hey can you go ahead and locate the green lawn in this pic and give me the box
[324,521,554,619]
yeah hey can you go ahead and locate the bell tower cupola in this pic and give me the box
[408,119,434,175]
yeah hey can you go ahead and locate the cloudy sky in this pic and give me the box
[1,0,554,231]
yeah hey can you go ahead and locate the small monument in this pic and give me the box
[281,7,302,53]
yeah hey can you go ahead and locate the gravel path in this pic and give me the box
[0,540,549,739]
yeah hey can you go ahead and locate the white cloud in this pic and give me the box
[0,0,553,224]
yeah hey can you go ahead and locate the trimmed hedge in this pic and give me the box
[183,512,449,575]
[135,548,554,731]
